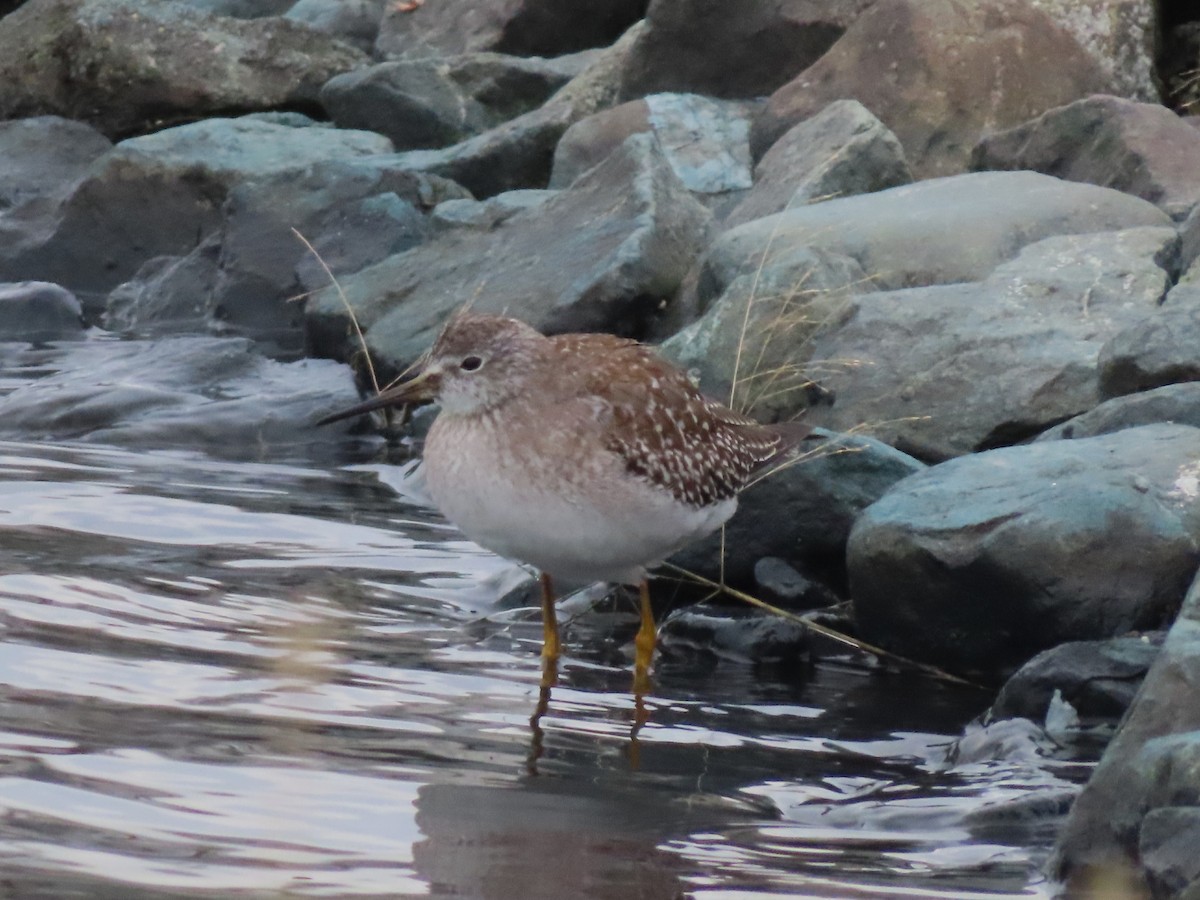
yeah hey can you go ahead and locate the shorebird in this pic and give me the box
[319,313,809,677]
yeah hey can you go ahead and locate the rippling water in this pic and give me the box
[0,438,1094,898]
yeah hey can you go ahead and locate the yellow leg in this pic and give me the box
[633,579,656,687]
[540,572,561,660]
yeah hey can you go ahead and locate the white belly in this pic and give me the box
[421,409,735,584]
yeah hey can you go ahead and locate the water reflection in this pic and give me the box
[0,441,1089,897]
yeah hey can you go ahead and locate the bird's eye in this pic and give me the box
[460,355,484,372]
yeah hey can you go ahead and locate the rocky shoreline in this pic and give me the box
[1,0,1199,895]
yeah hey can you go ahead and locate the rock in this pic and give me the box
[0,117,393,317]
[0,335,362,457]
[803,226,1176,458]
[306,134,712,380]
[973,95,1200,222]
[753,557,837,610]
[990,634,1164,721]
[1054,560,1200,892]
[211,163,448,348]
[386,21,643,198]
[751,0,1111,178]
[320,53,574,151]
[1098,284,1200,397]
[0,0,366,138]
[0,281,84,342]
[550,93,753,199]
[701,172,1169,304]
[104,239,221,336]
[670,430,925,592]
[1025,0,1157,103]
[617,0,874,101]
[724,100,912,229]
[848,424,1200,678]
[1038,383,1200,441]
[658,603,810,667]
[376,0,646,59]
[178,0,292,16]
[285,0,388,51]
[0,117,111,212]
[1140,807,1200,899]
[431,189,556,231]
[1182,204,1200,279]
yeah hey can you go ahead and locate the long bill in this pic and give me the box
[315,366,440,426]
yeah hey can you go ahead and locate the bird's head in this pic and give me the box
[317,313,550,425]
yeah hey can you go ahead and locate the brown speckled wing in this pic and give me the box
[550,334,796,508]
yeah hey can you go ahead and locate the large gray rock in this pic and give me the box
[320,53,574,150]
[306,134,712,380]
[752,0,1112,178]
[803,226,1177,458]
[724,99,912,229]
[0,0,366,138]
[550,93,752,198]
[0,336,362,457]
[0,281,84,342]
[1027,0,1157,102]
[0,117,111,212]
[990,634,1163,721]
[670,430,925,591]
[103,239,221,336]
[700,172,1169,303]
[285,0,388,51]
[1099,284,1200,397]
[1054,567,1200,896]
[617,0,875,101]
[974,95,1200,222]
[0,118,393,316]
[376,0,646,59]
[385,21,643,198]
[848,424,1200,677]
[1038,382,1200,442]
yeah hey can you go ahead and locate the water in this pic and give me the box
[0,437,1094,898]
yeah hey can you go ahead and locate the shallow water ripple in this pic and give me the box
[0,441,1092,898]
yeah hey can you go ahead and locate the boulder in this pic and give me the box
[0,117,393,316]
[376,0,646,59]
[0,0,366,138]
[0,281,84,342]
[320,53,575,150]
[306,134,712,380]
[431,190,556,231]
[751,0,1111,178]
[724,100,912,229]
[700,172,1169,303]
[1099,283,1200,397]
[848,424,1200,677]
[1038,383,1200,442]
[104,240,222,336]
[285,0,388,51]
[1054,566,1200,895]
[990,634,1164,722]
[617,0,875,101]
[550,93,753,198]
[1025,0,1157,102]
[802,226,1177,458]
[0,117,111,212]
[973,95,1200,222]
[386,21,643,198]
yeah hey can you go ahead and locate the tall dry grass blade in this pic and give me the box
[292,227,381,395]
